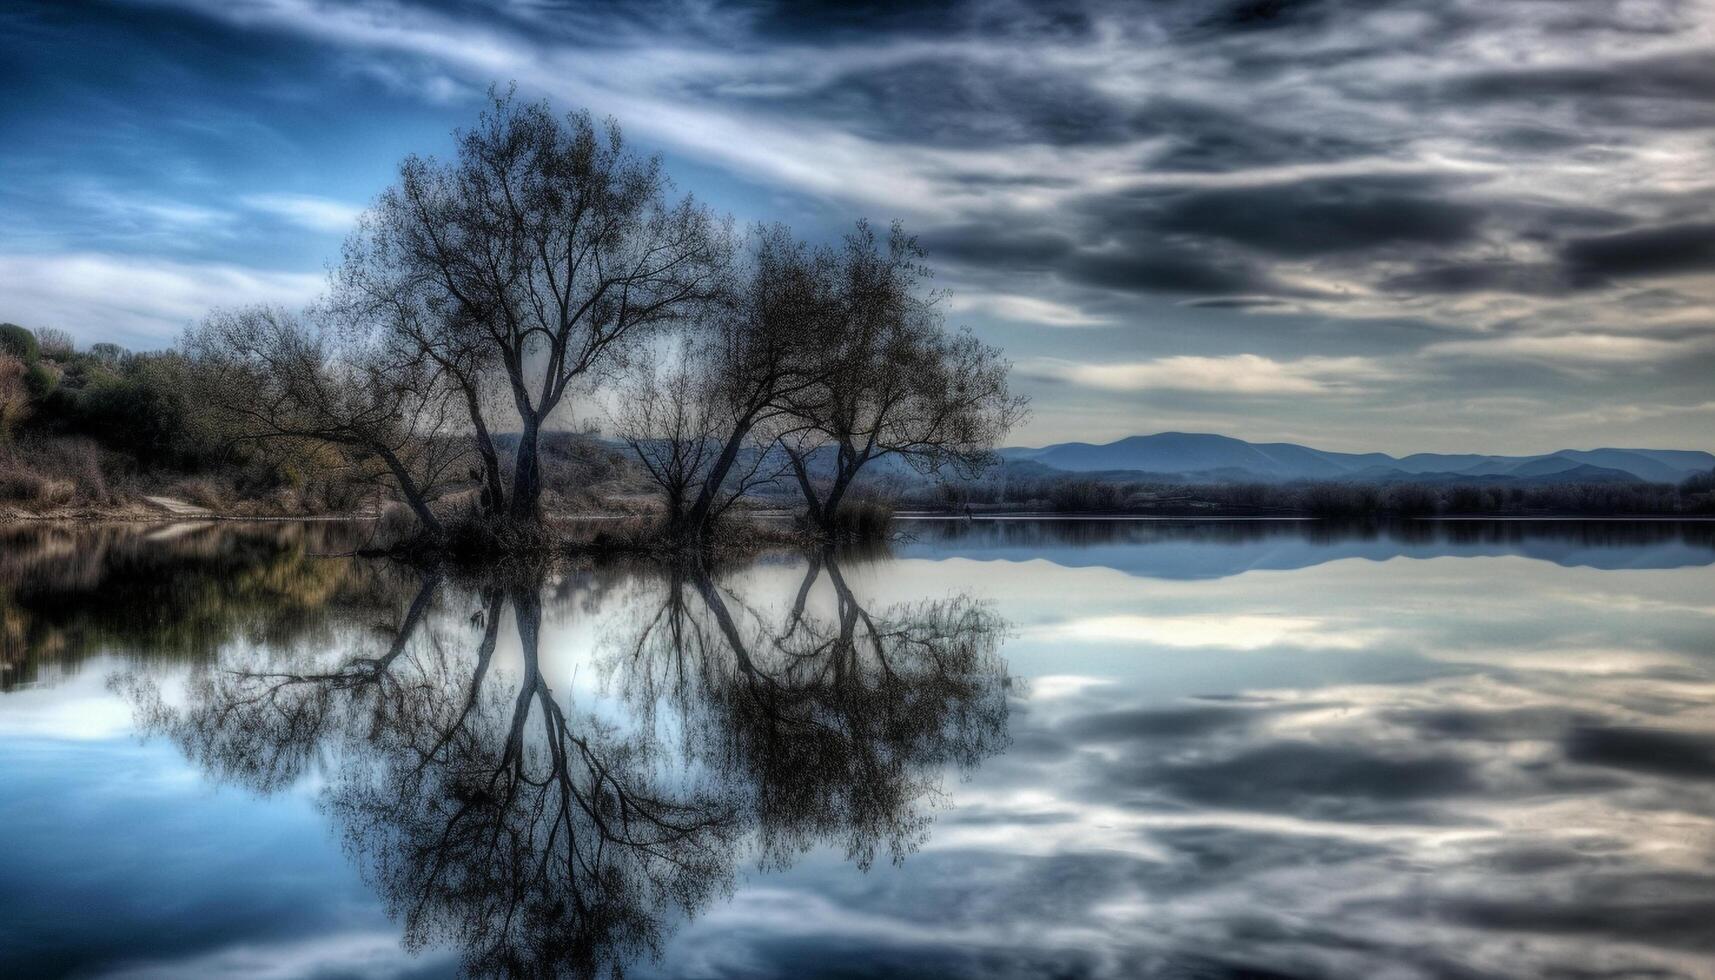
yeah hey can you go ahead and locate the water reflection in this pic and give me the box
[899,516,1715,576]
[116,551,1010,978]
[3,520,1714,978]
[604,554,1011,871]
[0,522,370,690]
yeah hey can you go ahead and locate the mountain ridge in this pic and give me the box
[997,432,1715,485]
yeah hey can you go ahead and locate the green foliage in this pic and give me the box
[0,323,40,364]
[24,360,60,398]
[3,338,230,472]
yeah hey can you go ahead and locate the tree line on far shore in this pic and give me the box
[910,467,1715,517]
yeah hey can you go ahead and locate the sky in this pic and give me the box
[2,0,1713,454]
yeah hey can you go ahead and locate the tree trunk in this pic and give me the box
[462,386,507,515]
[681,417,756,541]
[787,448,829,531]
[374,443,444,535]
[820,469,854,530]
[508,415,542,523]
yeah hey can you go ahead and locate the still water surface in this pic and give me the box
[2,519,1713,979]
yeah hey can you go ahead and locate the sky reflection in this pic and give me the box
[1,521,1712,978]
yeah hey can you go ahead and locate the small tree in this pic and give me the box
[34,327,75,358]
[776,222,1026,535]
[616,225,835,541]
[184,306,468,532]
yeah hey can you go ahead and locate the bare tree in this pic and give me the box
[34,327,76,358]
[338,88,732,525]
[776,222,1027,534]
[615,225,833,541]
[183,306,468,533]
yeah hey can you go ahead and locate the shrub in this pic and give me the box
[176,478,228,510]
[0,324,40,364]
[35,327,75,358]
[0,462,47,502]
[0,454,76,507]
[19,437,111,504]
[0,355,27,440]
[24,360,60,398]
[825,498,895,541]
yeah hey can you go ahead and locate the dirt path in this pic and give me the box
[140,496,214,518]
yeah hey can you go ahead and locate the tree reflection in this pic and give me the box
[607,552,1013,870]
[124,550,1011,977]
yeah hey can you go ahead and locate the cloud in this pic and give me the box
[1561,222,1715,286]
[1140,174,1486,256]
[17,0,1715,449]
[1563,726,1715,781]
[944,293,1107,327]
[0,251,323,346]
[1028,354,1395,395]
[1046,613,1375,649]
[1059,244,1287,297]
[1424,333,1691,365]
[241,193,365,233]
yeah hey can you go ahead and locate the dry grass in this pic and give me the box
[0,437,111,508]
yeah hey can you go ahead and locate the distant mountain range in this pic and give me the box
[998,432,1715,486]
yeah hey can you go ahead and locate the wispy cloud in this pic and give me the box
[945,293,1108,328]
[1424,333,1695,365]
[1028,354,1397,396]
[0,252,323,346]
[241,193,365,233]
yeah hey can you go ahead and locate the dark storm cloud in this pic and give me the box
[1201,0,1337,33]
[1142,174,1485,256]
[714,0,1096,43]
[1059,703,1275,740]
[1377,219,1715,297]
[1380,261,1573,297]
[1385,705,1599,741]
[1424,873,1715,950]
[1561,222,1715,286]
[918,223,1076,270]
[1136,99,1379,171]
[1148,741,1480,809]
[1060,243,1288,297]
[1447,50,1715,107]
[751,58,1135,148]
[1564,726,1715,780]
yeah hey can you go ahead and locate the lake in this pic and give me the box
[2,519,1713,979]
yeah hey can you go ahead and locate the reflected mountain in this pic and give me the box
[119,550,1012,978]
[897,517,1715,578]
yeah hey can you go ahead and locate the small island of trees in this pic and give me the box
[1,91,1024,556]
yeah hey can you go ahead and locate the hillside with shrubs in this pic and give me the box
[0,321,645,520]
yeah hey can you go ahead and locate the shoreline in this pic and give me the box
[9,509,1715,528]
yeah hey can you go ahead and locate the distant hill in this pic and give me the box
[997,432,1715,486]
